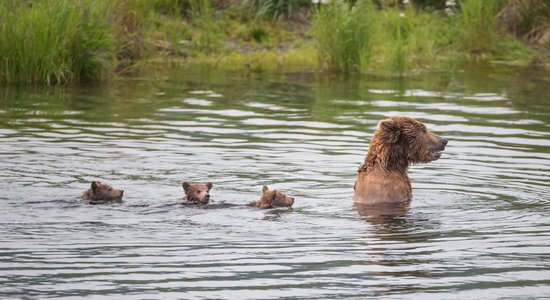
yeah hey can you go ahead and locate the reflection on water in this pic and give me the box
[354,202,411,219]
[1,66,550,299]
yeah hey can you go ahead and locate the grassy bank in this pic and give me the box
[0,0,113,83]
[312,0,548,74]
[0,0,549,83]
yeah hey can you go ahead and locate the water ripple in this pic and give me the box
[0,70,549,299]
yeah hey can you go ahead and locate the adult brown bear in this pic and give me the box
[353,116,447,204]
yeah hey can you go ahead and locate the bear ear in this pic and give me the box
[262,185,269,194]
[379,118,398,133]
[206,182,213,191]
[91,181,99,190]
[378,118,402,144]
[182,182,190,192]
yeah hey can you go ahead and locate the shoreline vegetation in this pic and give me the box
[0,0,549,84]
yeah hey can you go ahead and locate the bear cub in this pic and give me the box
[182,181,213,205]
[249,185,295,209]
[82,181,124,202]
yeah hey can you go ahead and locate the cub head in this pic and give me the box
[250,185,295,209]
[182,181,213,204]
[85,181,124,201]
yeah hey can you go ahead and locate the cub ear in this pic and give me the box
[206,182,213,191]
[91,181,99,190]
[262,185,269,194]
[182,182,190,192]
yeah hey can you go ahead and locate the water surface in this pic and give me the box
[1,66,550,299]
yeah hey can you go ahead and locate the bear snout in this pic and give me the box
[288,197,295,206]
[192,193,210,204]
[439,138,448,150]
[279,196,294,207]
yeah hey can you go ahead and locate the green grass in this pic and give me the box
[0,0,548,84]
[191,0,225,55]
[312,1,376,73]
[154,0,193,17]
[376,4,453,73]
[0,0,113,83]
[507,0,550,36]
[245,0,311,19]
[382,7,410,73]
[313,2,453,74]
[187,46,317,71]
[499,0,550,45]
[108,0,155,71]
[458,0,499,54]
[310,0,543,74]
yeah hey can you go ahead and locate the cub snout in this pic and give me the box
[182,181,214,205]
[287,197,295,206]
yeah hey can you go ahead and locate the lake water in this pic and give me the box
[1,66,549,299]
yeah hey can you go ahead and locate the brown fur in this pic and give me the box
[182,181,213,204]
[250,185,295,209]
[353,116,447,204]
[82,181,124,201]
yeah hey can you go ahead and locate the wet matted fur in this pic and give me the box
[353,116,447,204]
